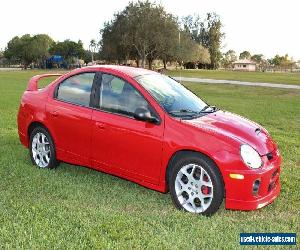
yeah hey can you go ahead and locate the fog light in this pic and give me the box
[253,179,260,195]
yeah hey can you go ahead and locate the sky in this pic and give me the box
[0,0,299,60]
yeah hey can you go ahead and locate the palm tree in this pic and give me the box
[89,39,97,63]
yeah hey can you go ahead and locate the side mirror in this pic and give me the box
[133,107,160,124]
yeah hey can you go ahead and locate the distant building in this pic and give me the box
[233,59,256,71]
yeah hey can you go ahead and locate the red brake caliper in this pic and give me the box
[201,175,210,195]
[201,186,209,195]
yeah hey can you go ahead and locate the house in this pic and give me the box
[233,59,256,71]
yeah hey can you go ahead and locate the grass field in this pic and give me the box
[0,70,299,249]
[168,69,300,86]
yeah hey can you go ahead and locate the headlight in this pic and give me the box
[240,144,262,169]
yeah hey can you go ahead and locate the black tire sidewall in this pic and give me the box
[29,127,57,169]
[169,153,224,216]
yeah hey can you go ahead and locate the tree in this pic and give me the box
[147,13,180,69]
[4,34,54,68]
[100,17,134,64]
[279,55,295,70]
[100,2,222,69]
[251,54,267,71]
[196,44,211,65]
[83,50,92,64]
[182,13,224,69]
[49,39,85,62]
[100,0,183,68]
[221,49,237,69]
[268,54,295,71]
[89,39,99,63]
[239,51,251,60]
[19,34,37,68]
[251,54,263,63]
[4,36,22,64]
[175,31,199,65]
[0,49,5,66]
[31,34,54,67]
[206,13,223,69]
[123,1,166,68]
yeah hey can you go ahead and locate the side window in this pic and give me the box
[100,74,149,117]
[56,73,95,107]
[110,77,125,94]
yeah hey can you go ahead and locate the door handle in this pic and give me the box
[50,111,59,117]
[95,122,105,129]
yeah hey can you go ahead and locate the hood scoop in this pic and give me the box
[255,128,261,135]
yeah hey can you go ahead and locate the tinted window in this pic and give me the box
[57,73,95,106]
[135,74,207,113]
[110,77,125,94]
[100,74,149,117]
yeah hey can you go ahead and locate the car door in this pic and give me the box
[46,72,98,166]
[91,73,164,185]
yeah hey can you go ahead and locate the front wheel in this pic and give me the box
[29,127,59,169]
[169,153,224,216]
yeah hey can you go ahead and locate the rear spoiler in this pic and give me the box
[27,73,63,91]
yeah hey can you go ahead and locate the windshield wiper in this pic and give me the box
[168,109,199,117]
[169,106,218,118]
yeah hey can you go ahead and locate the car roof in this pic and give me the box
[84,65,160,78]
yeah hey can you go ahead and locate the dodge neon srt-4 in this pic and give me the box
[17,66,281,215]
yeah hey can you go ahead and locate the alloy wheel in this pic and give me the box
[175,163,213,213]
[31,132,51,168]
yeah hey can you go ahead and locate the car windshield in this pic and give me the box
[135,74,213,118]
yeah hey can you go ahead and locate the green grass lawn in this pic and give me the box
[0,70,299,249]
[168,69,300,86]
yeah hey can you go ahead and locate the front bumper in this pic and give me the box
[224,150,281,211]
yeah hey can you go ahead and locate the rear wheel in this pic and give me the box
[169,153,224,216]
[29,127,58,169]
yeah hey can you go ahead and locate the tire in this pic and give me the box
[29,126,59,169]
[168,152,224,216]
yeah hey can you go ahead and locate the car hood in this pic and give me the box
[183,111,275,155]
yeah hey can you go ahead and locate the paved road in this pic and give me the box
[0,68,22,71]
[173,76,300,90]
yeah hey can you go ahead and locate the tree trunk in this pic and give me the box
[163,60,167,69]
[23,62,28,70]
[136,58,139,67]
[148,59,153,70]
[141,55,146,68]
[141,46,146,68]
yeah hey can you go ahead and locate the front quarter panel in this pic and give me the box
[160,115,239,188]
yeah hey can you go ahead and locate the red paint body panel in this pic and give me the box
[91,109,164,182]
[45,99,93,166]
[17,66,281,210]
[185,112,275,155]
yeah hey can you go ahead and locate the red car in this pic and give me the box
[17,66,281,215]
